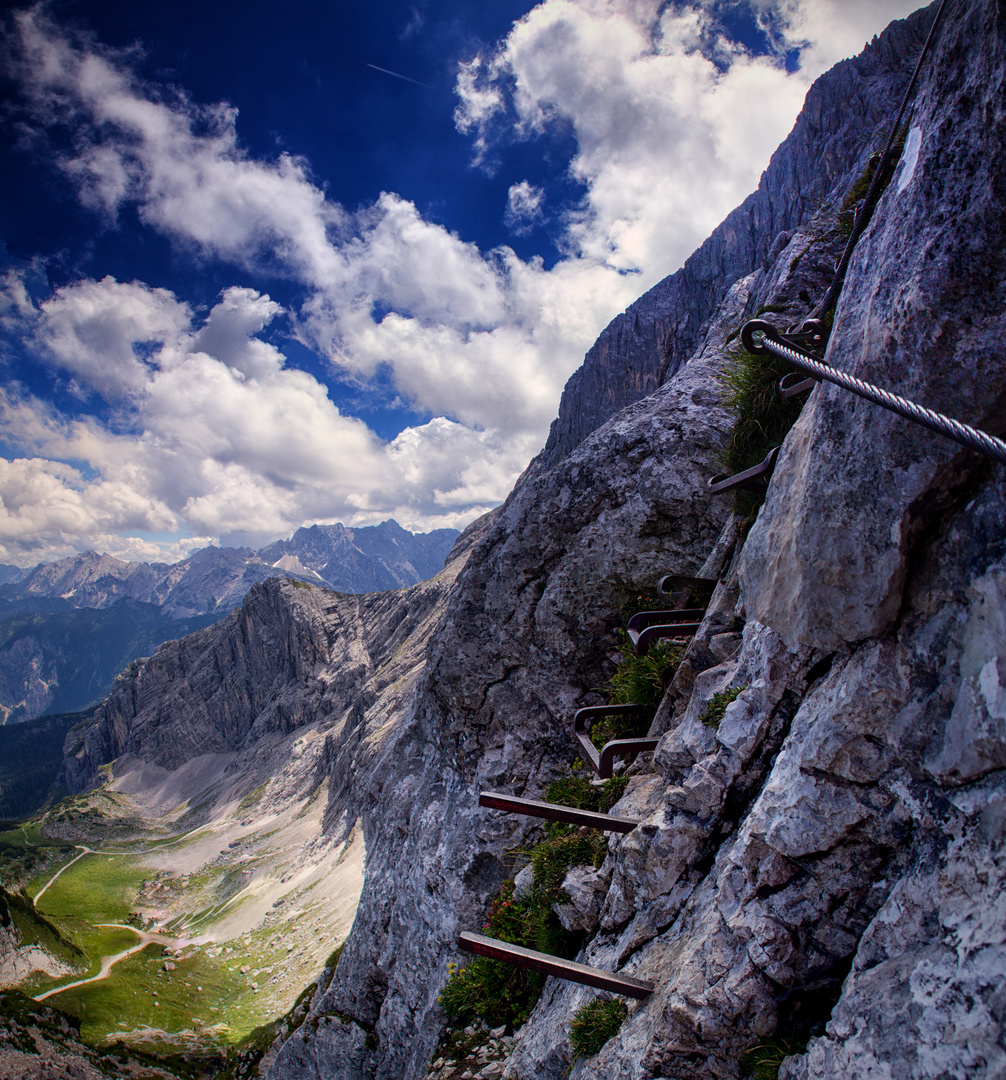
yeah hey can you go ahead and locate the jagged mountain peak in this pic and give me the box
[0,519,461,725]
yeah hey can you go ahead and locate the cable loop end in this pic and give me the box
[740,319,777,356]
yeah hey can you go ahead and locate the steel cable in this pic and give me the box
[811,0,953,320]
[741,322,1006,464]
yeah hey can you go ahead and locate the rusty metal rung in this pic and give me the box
[479,792,638,833]
[656,574,717,604]
[459,932,654,998]
[574,706,657,780]
[707,446,780,495]
[779,372,819,398]
[627,613,703,657]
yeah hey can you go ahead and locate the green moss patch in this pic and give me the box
[716,342,805,517]
[439,821,608,1030]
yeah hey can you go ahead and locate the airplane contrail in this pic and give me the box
[367,63,428,88]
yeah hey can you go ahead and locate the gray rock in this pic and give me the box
[49,7,1006,1080]
[554,865,610,934]
[738,0,1006,652]
[535,7,928,472]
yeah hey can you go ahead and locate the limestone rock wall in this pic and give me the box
[536,5,934,471]
[56,3,1006,1078]
[268,2,1006,1078]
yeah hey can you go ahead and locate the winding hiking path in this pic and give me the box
[27,825,206,1002]
[33,923,174,1002]
[31,823,214,904]
[33,845,92,903]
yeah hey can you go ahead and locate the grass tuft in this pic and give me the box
[605,634,684,720]
[699,686,746,730]
[569,997,628,1059]
[716,343,805,517]
[439,822,607,1030]
[742,1036,807,1079]
[544,773,628,817]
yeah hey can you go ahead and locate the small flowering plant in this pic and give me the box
[439,827,602,1029]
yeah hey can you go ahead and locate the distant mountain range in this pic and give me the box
[0,520,459,724]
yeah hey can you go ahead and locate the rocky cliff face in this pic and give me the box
[54,2,1006,1078]
[536,9,932,471]
[60,518,486,802]
[263,3,1006,1078]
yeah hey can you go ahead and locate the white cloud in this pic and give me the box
[1,2,921,564]
[453,0,917,277]
[750,0,924,75]
[8,9,636,440]
[0,277,533,563]
[34,277,191,397]
[505,181,546,235]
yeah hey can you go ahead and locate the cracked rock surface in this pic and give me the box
[51,4,1006,1079]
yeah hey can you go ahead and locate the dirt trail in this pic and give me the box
[33,846,91,903]
[33,923,175,1002]
[31,823,214,904]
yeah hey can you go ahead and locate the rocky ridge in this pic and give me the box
[0,519,459,725]
[536,7,931,470]
[6,520,460,618]
[263,3,1006,1078]
[45,2,1006,1078]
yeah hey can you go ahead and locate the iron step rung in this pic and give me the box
[573,705,657,780]
[459,932,654,998]
[707,445,780,495]
[479,792,638,833]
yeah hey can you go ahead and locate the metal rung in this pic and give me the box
[574,705,657,780]
[707,446,780,494]
[779,372,819,398]
[479,792,638,833]
[459,932,654,999]
[656,574,718,604]
[626,609,706,634]
[626,609,704,656]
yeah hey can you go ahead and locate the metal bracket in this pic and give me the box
[626,609,704,656]
[707,445,780,495]
[573,705,656,780]
[655,574,718,607]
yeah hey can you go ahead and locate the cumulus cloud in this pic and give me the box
[1,1,920,564]
[749,0,924,74]
[453,0,918,275]
[505,181,546,235]
[6,9,638,439]
[0,277,520,564]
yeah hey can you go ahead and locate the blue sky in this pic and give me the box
[0,0,920,566]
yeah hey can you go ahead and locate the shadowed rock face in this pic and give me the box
[54,4,1006,1079]
[535,8,932,473]
[738,0,1006,652]
[275,4,1002,1078]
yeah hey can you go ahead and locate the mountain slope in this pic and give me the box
[39,2,1006,1078]
[0,520,459,726]
[263,4,1006,1078]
